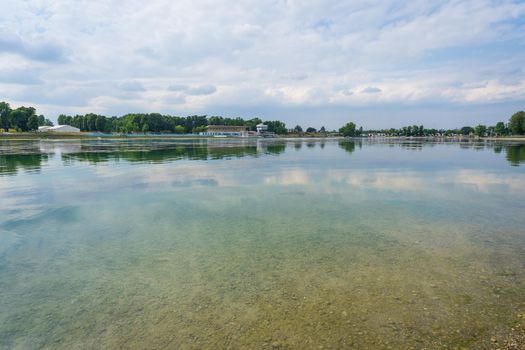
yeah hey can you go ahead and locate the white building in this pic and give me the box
[256,123,268,134]
[39,125,81,133]
[38,126,52,132]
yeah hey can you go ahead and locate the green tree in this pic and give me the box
[193,125,207,133]
[306,127,316,133]
[57,114,68,125]
[174,125,185,134]
[245,118,262,131]
[27,114,39,131]
[65,115,73,126]
[495,122,506,136]
[509,111,525,135]
[9,107,36,131]
[264,120,287,134]
[460,126,474,136]
[294,125,303,132]
[72,115,82,129]
[339,122,356,137]
[185,115,208,133]
[95,115,106,131]
[85,113,99,131]
[474,124,487,137]
[0,101,11,131]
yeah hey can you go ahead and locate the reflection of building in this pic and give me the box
[38,125,81,133]
[200,125,248,137]
[39,141,82,154]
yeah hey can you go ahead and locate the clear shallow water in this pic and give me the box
[0,138,524,349]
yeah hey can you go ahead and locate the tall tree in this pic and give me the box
[37,115,46,126]
[495,122,506,136]
[460,126,474,136]
[339,122,356,137]
[264,120,287,134]
[509,111,525,135]
[57,114,68,125]
[0,101,11,131]
[474,124,487,137]
[9,107,36,132]
[95,115,106,131]
[27,114,39,131]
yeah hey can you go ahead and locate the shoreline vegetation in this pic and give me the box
[1,101,525,139]
[2,133,525,142]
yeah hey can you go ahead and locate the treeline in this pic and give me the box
[1,101,288,134]
[56,114,289,134]
[0,102,53,132]
[341,111,525,137]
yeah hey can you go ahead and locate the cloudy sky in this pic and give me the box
[1,0,524,128]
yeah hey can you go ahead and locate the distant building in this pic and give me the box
[39,125,81,133]
[201,125,248,137]
[255,123,276,137]
[256,123,268,135]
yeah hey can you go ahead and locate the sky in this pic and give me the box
[1,0,524,129]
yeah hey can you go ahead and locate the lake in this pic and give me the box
[0,138,524,349]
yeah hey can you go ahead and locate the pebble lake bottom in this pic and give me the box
[0,138,524,349]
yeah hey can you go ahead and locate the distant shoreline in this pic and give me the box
[1,132,525,142]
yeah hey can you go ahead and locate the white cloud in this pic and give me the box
[0,68,44,85]
[118,81,146,92]
[168,84,217,96]
[264,169,309,185]
[327,169,525,194]
[361,87,382,94]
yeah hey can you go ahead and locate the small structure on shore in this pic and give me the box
[256,123,276,137]
[38,125,80,133]
[256,123,268,135]
[200,125,248,137]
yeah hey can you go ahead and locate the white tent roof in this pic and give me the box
[49,125,81,132]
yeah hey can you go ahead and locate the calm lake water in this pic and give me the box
[1,138,524,349]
